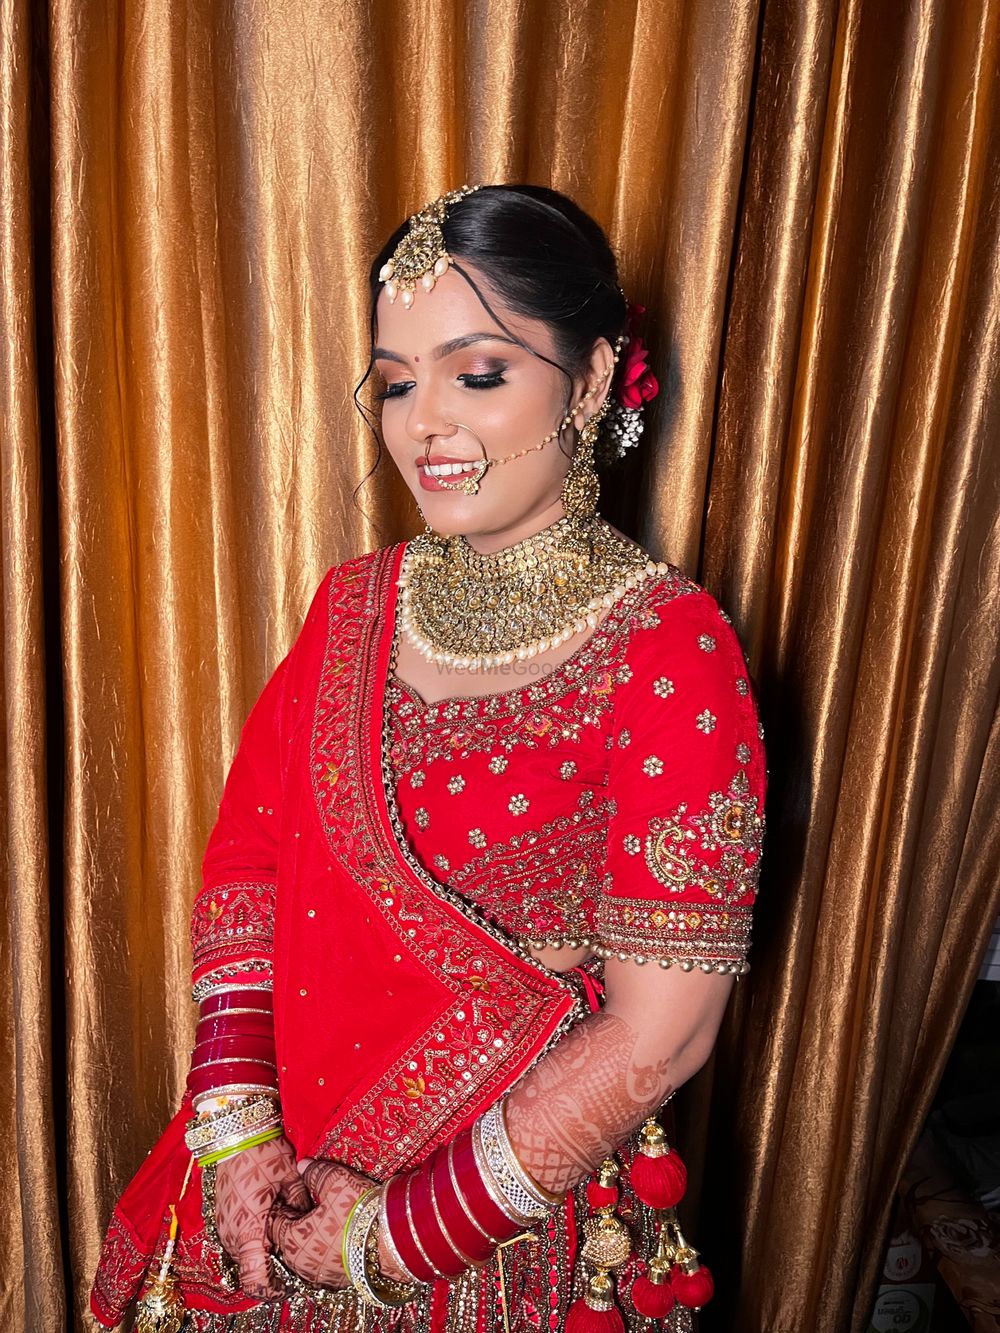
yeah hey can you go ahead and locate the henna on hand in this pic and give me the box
[265,1157,373,1288]
[504,1010,676,1196]
[213,1133,312,1301]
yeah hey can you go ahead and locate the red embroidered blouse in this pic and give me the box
[386,563,766,971]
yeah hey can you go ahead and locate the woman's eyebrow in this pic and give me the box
[373,333,519,364]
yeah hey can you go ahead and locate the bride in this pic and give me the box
[90,182,766,1333]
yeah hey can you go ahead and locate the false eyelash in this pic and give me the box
[374,371,507,401]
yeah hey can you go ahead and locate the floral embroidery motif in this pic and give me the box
[447,774,466,794]
[410,769,426,787]
[468,828,487,848]
[737,742,752,763]
[653,677,674,697]
[414,806,430,829]
[618,729,631,747]
[508,793,529,815]
[642,756,664,776]
[559,760,577,778]
[488,755,509,774]
[190,881,276,977]
[698,634,716,652]
[623,835,642,855]
[736,678,749,696]
[695,709,717,734]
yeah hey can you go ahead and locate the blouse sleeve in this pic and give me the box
[187,566,334,1003]
[596,584,767,973]
[188,650,292,998]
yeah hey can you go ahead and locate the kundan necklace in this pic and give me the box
[397,514,671,670]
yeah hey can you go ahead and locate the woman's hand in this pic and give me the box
[212,1133,313,1301]
[264,1157,373,1288]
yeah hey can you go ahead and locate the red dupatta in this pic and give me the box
[91,543,586,1327]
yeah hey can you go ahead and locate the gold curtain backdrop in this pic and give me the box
[2,0,998,1329]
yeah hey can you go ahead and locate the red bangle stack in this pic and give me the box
[380,1117,541,1285]
[185,985,278,1100]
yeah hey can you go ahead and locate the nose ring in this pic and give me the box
[423,423,490,495]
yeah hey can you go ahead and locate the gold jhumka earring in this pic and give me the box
[378,184,670,671]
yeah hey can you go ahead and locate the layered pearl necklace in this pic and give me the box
[397,514,671,670]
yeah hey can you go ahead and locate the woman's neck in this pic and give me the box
[460,500,576,555]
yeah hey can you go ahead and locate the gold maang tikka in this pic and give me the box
[379,185,670,668]
[379,184,484,308]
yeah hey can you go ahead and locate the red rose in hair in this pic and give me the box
[615,302,659,410]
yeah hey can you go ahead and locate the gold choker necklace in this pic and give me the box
[397,515,671,669]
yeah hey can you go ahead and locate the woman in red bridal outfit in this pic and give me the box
[90,184,766,1333]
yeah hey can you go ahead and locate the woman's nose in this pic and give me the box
[405,383,453,445]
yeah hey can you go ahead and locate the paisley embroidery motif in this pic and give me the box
[445,795,616,942]
[642,768,764,909]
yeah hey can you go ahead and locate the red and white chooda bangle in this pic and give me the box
[378,1096,561,1286]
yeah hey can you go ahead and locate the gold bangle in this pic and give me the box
[365,1211,419,1306]
[343,1188,417,1308]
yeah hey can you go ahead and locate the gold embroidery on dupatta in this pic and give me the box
[308,547,585,1175]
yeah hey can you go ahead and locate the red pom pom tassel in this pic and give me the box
[670,1253,715,1309]
[628,1119,687,1209]
[631,1260,676,1318]
[586,1158,620,1211]
[565,1272,625,1333]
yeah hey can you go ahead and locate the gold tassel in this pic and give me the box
[135,1155,195,1333]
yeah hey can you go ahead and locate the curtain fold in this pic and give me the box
[1,0,66,1327]
[2,1,998,1329]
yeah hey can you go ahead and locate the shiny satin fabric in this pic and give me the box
[2,0,999,1330]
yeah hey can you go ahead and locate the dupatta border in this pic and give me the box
[308,545,586,1173]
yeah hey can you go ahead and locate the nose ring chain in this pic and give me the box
[420,338,622,496]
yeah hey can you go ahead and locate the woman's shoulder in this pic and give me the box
[310,541,405,607]
[622,561,747,667]
[321,541,399,586]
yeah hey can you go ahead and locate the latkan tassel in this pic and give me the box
[135,1203,186,1333]
[586,1158,620,1211]
[629,1117,687,1209]
[631,1257,676,1319]
[669,1229,715,1310]
[566,1270,626,1333]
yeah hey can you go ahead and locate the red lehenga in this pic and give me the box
[90,540,766,1333]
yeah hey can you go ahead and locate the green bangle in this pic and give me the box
[200,1125,283,1166]
[340,1189,368,1280]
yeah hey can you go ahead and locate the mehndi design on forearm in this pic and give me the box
[503,1010,675,1195]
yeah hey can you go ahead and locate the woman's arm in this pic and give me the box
[503,961,733,1194]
